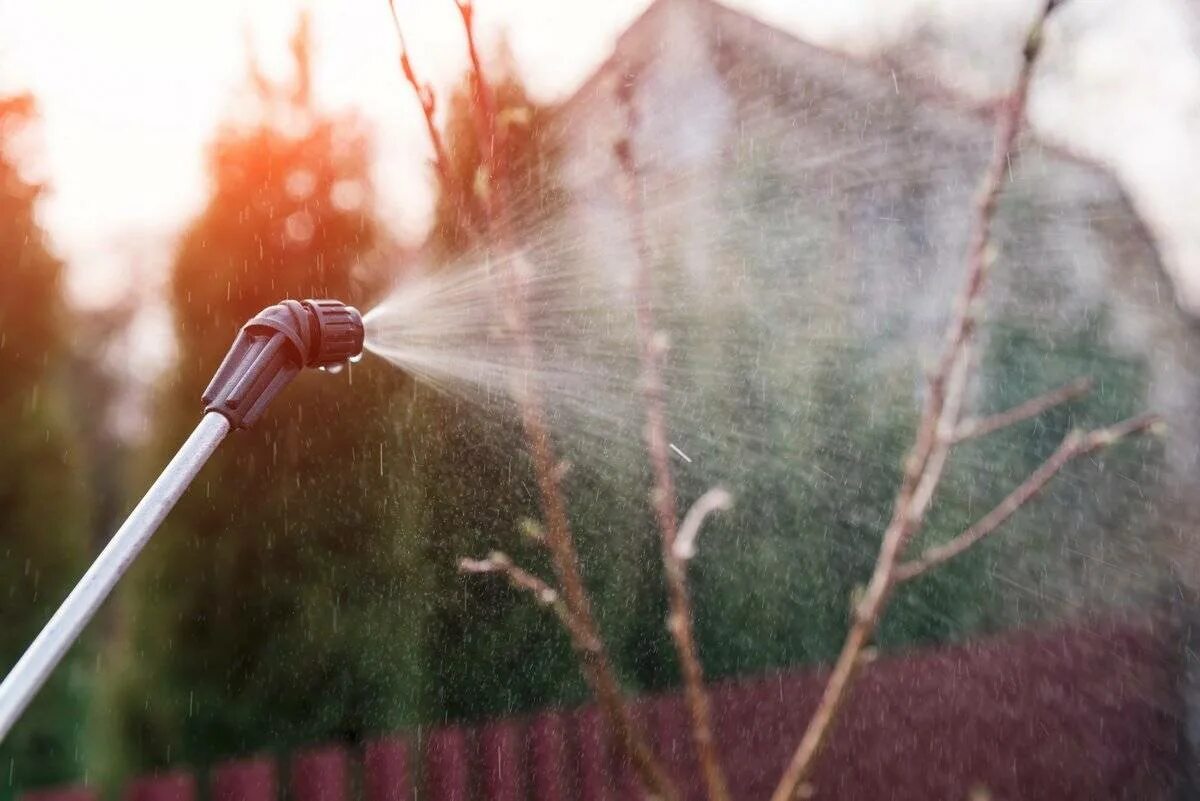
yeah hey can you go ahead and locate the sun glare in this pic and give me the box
[0,0,657,304]
[0,1,331,305]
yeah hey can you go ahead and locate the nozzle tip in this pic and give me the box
[202,298,365,429]
[304,299,365,367]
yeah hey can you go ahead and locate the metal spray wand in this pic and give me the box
[0,299,364,739]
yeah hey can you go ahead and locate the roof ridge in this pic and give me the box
[553,0,1116,174]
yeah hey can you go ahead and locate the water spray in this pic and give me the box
[0,299,364,740]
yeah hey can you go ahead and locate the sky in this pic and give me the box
[0,0,932,310]
[0,0,1198,314]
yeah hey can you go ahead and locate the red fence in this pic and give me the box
[21,620,1183,801]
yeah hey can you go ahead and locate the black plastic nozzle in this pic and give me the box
[202,299,364,429]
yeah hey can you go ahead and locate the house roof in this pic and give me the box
[547,0,1168,292]
[554,0,1118,178]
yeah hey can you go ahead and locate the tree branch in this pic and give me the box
[897,412,1160,582]
[768,4,1105,800]
[952,377,1093,443]
[614,86,732,801]
[459,552,581,641]
[444,6,679,799]
[674,488,734,561]
[385,0,452,191]
[453,0,507,221]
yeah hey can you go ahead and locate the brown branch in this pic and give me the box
[898,412,1160,582]
[444,6,678,800]
[382,0,671,794]
[453,0,507,221]
[674,488,734,561]
[459,552,575,631]
[769,4,1079,800]
[385,0,452,191]
[505,378,681,801]
[614,95,732,801]
[952,377,1093,443]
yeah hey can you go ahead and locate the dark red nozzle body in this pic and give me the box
[202,299,364,429]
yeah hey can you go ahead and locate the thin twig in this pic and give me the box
[443,6,679,799]
[768,5,1091,800]
[614,96,732,801]
[953,377,1093,442]
[460,552,573,630]
[898,412,1160,582]
[460,552,561,605]
[385,0,452,190]
[453,0,507,220]
[674,488,734,561]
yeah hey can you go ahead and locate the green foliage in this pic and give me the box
[389,59,597,722]
[94,27,429,781]
[428,57,563,259]
[0,95,90,799]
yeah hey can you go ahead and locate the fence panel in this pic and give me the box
[649,694,703,801]
[528,712,569,801]
[124,772,196,801]
[363,737,412,801]
[573,705,614,801]
[424,726,470,801]
[211,758,276,801]
[479,719,524,801]
[614,698,654,800]
[290,746,348,801]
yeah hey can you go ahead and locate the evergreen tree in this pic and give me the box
[428,56,563,258]
[0,94,90,799]
[408,60,606,718]
[94,20,428,780]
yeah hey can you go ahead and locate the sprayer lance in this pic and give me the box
[204,299,365,428]
[0,299,364,741]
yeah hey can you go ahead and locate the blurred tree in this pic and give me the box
[0,94,91,799]
[428,51,563,258]
[93,18,429,780]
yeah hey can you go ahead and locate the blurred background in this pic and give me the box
[0,0,1198,797]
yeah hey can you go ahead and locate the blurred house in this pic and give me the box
[547,0,1200,774]
[552,0,1200,551]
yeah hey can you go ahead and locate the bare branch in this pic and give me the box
[907,345,972,525]
[384,0,452,191]
[769,4,1083,800]
[384,0,668,793]
[615,92,732,801]
[674,488,734,561]
[460,552,559,605]
[897,412,1159,582]
[453,0,506,221]
[443,6,678,799]
[953,377,1093,443]
[459,551,575,630]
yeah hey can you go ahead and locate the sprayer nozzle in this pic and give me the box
[202,299,365,429]
[306,300,364,367]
